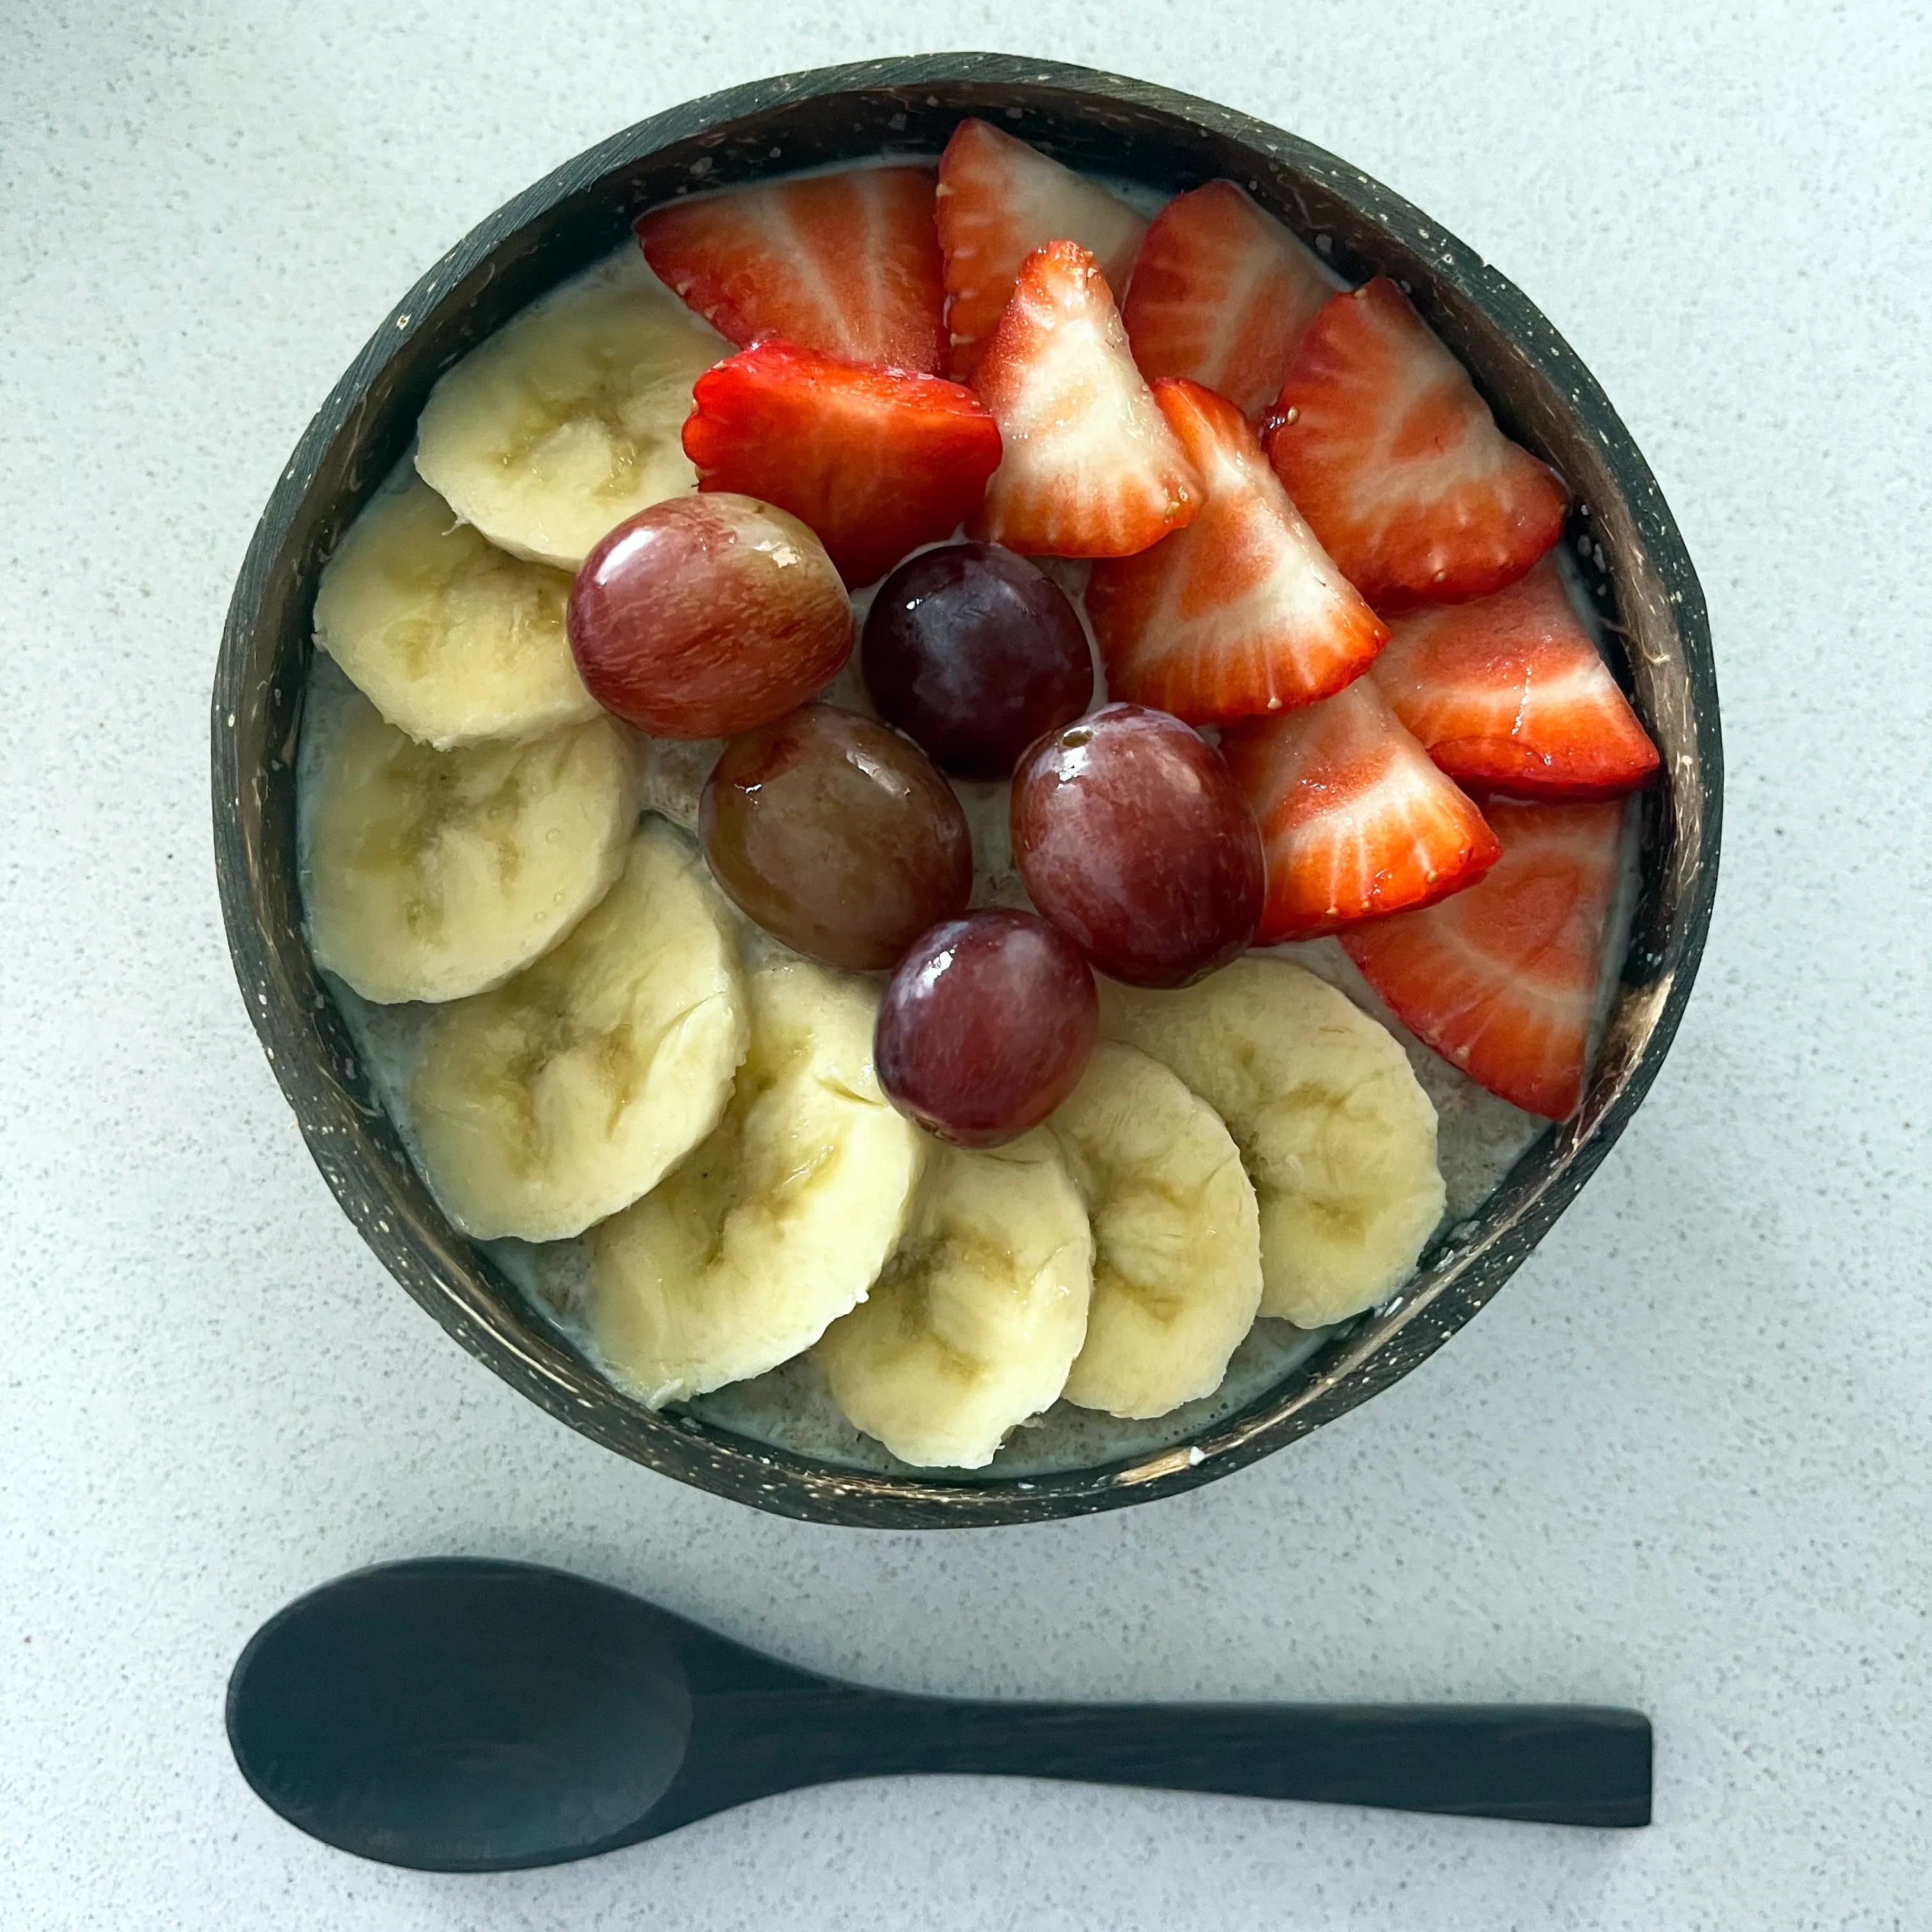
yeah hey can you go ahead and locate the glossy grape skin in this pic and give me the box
[875,910,1099,1147]
[702,705,972,970]
[861,542,1093,778]
[1011,703,1265,988]
[569,494,851,738]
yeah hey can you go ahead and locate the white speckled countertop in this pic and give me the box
[4,6,1929,1928]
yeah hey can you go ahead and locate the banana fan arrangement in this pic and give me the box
[297,243,1451,1471]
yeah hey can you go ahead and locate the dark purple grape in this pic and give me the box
[702,705,971,970]
[875,910,1098,1147]
[1011,703,1264,988]
[861,542,1094,779]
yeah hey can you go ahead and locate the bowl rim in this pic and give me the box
[212,51,1722,1528]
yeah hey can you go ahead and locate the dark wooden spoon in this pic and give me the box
[226,1558,1651,1870]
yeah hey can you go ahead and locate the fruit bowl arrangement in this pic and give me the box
[213,56,1720,1526]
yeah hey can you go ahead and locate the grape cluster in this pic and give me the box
[571,528,1262,1145]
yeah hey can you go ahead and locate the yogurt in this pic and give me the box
[295,211,1641,1480]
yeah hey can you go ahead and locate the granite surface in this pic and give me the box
[3,3,1928,1926]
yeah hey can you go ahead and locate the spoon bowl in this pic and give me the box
[228,1559,1653,1871]
[229,1560,698,1867]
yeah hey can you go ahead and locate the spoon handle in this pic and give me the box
[688,1692,1650,1828]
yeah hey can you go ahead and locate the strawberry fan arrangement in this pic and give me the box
[644,118,1659,1121]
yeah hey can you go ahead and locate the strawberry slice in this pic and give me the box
[1220,675,1500,940]
[969,241,1200,560]
[1372,557,1660,798]
[636,165,945,373]
[1264,277,1570,610]
[682,339,1002,588]
[936,118,1147,383]
[1122,181,1342,420]
[1341,799,1625,1119]
[1087,379,1387,723]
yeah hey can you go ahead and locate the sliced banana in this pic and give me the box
[408,817,747,1241]
[588,958,925,1406]
[815,1133,1092,1469]
[1099,958,1446,1329]
[313,472,596,749]
[303,689,639,1004]
[415,250,728,570]
[1050,1043,1263,1419]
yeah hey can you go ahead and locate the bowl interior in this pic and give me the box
[212,54,1720,1526]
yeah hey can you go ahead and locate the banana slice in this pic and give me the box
[1050,1043,1263,1419]
[815,1133,1092,1469]
[313,473,597,748]
[304,689,640,1004]
[1100,958,1445,1328]
[415,250,727,570]
[588,959,924,1406]
[408,818,747,1241]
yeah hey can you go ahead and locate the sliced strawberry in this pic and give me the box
[1372,556,1660,799]
[682,339,1002,588]
[1264,277,1570,610]
[1087,379,1387,723]
[1341,799,1625,1118]
[1220,675,1500,940]
[969,241,1200,559]
[636,165,945,373]
[1121,181,1341,420]
[935,118,1147,383]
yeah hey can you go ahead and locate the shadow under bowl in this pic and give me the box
[211,53,1721,1528]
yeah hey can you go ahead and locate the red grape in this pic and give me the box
[569,494,850,737]
[875,910,1099,1147]
[702,704,972,970]
[1011,703,1264,987]
[861,542,1093,778]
